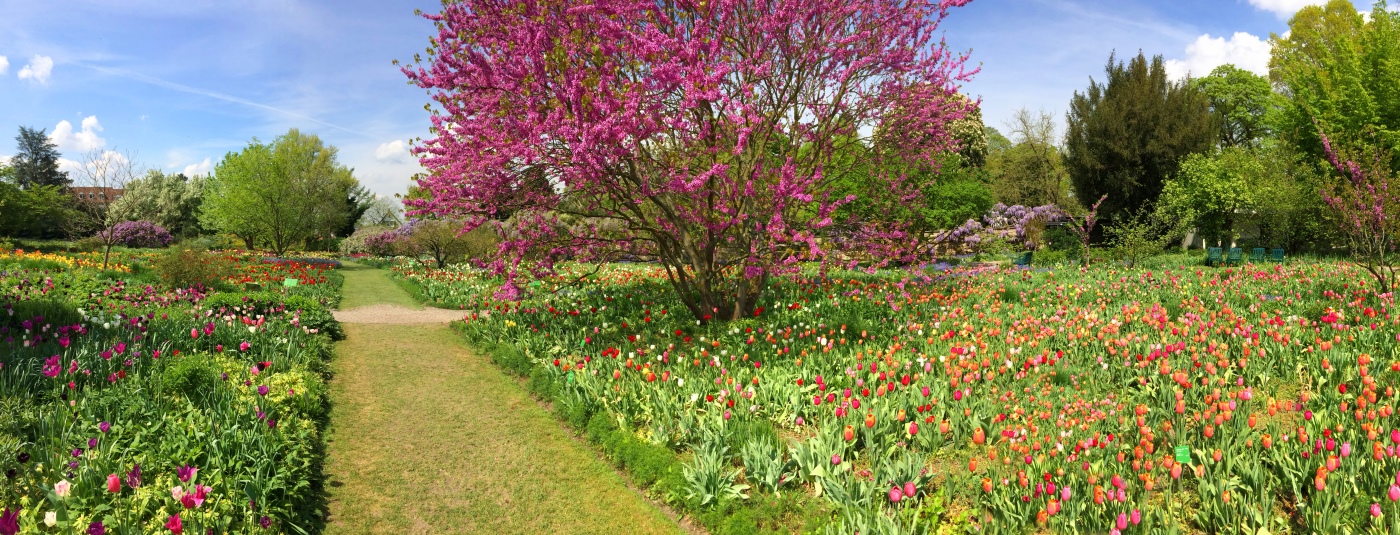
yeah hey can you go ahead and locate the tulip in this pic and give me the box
[1372,503,1383,517]
[1116,513,1128,530]
[973,427,986,445]
[843,425,855,441]
[903,481,916,498]
[1130,509,1140,525]
[1389,484,1400,502]
[0,508,18,535]
[45,512,57,527]
[831,454,841,466]
[1340,442,1351,458]
[908,422,918,436]
[165,514,183,534]
[54,480,71,498]
[107,473,121,493]
[888,486,903,503]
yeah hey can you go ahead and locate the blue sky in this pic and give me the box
[0,0,1346,197]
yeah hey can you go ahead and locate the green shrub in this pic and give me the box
[159,353,223,405]
[153,246,234,290]
[1031,249,1067,266]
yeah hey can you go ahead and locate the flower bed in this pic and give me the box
[390,258,1400,533]
[0,254,340,533]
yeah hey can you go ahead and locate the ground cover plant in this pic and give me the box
[0,246,343,534]
[386,257,1400,534]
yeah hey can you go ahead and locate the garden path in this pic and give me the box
[323,265,683,534]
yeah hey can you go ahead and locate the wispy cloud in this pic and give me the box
[1026,0,1196,42]
[72,62,375,139]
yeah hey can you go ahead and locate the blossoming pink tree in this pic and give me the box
[1319,131,1400,295]
[403,0,977,321]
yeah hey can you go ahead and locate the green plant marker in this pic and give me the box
[567,371,575,383]
[1174,444,1190,464]
[283,278,299,287]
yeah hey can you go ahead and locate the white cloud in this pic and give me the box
[374,139,410,162]
[1247,0,1327,17]
[182,158,214,177]
[1164,32,1272,80]
[49,116,107,152]
[17,54,54,84]
[0,56,9,75]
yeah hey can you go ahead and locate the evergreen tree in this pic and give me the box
[12,126,69,190]
[1064,51,1215,220]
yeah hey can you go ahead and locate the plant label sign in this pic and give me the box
[1174,445,1190,464]
[283,278,299,287]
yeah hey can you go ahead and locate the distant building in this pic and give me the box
[71,187,125,204]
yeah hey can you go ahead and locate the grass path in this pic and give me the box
[324,266,683,534]
[336,261,422,310]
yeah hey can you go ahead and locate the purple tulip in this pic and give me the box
[177,465,197,483]
[258,385,270,396]
[98,421,110,433]
[831,454,841,466]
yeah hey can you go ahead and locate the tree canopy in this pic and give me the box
[402,0,977,319]
[1269,0,1400,167]
[1064,51,1215,221]
[11,126,69,190]
[201,129,360,255]
[109,170,206,238]
[1189,64,1279,148]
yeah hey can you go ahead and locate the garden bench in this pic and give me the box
[1226,247,1243,266]
[1251,248,1266,262]
[1012,251,1033,266]
[1206,247,1222,267]
[1272,248,1285,263]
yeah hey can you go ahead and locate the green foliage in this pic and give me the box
[1105,206,1184,267]
[10,126,69,190]
[988,108,1075,208]
[1269,0,1400,168]
[0,182,79,239]
[153,246,235,290]
[158,352,223,405]
[202,129,362,254]
[408,219,501,268]
[1189,64,1280,148]
[108,170,206,238]
[1161,145,1330,250]
[1065,51,1216,220]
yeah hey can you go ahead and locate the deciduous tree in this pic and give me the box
[202,129,360,255]
[1189,64,1279,148]
[402,0,977,320]
[1270,0,1400,166]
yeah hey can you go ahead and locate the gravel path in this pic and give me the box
[332,304,468,324]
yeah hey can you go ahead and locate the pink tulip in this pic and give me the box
[1116,513,1128,530]
[1392,429,1400,445]
[831,454,841,466]
[1340,442,1351,458]
[903,481,916,498]
[1130,510,1140,525]
[1389,484,1400,502]
[1373,503,1383,517]
[107,473,121,493]
[888,487,903,503]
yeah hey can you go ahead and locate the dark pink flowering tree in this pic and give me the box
[403,0,977,321]
[1319,131,1399,295]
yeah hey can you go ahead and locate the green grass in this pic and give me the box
[337,261,423,310]
[324,269,682,535]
